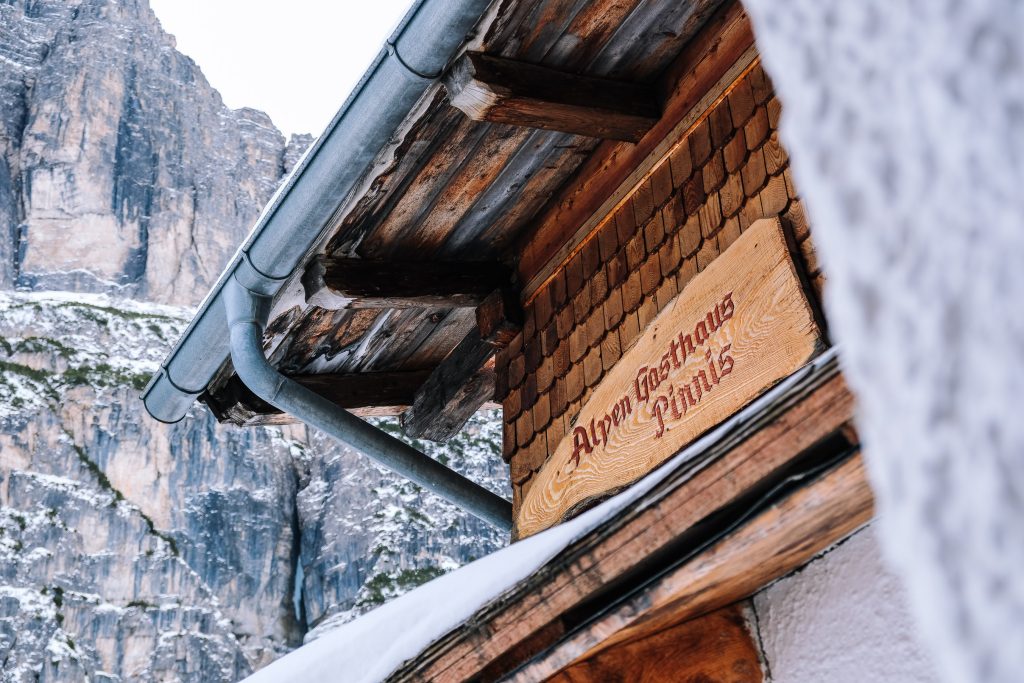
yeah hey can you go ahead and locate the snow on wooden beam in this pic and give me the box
[444,52,661,142]
[388,361,865,681]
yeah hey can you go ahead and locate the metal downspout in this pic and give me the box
[224,275,513,532]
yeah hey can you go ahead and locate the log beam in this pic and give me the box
[401,329,498,442]
[444,52,661,142]
[302,256,512,309]
[203,370,432,426]
[402,290,523,441]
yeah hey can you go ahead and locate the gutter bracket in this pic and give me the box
[386,41,444,81]
[223,274,513,532]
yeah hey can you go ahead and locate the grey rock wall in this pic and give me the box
[0,0,307,305]
[0,293,509,681]
[0,1,510,680]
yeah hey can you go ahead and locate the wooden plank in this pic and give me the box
[389,362,857,682]
[401,328,497,442]
[545,603,762,683]
[445,52,660,142]
[508,455,873,682]
[399,308,479,371]
[517,219,823,537]
[202,370,431,426]
[302,256,512,309]
[517,0,756,297]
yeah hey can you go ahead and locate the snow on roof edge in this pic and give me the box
[242,348,840,683]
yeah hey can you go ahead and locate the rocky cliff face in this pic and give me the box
[0,0,312,305]
[0,294,508,681]
[0,1,509,680]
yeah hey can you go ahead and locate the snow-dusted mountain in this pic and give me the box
[0,1,508,680]
[0,0,310,304]
[0,293,507,680]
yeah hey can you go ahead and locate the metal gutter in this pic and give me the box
[224,276,512,530]
[142,0,493,423]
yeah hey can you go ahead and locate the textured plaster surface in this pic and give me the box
[755,527,941,683]
[741,1,1024,681]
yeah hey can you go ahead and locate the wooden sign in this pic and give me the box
[516,218,823,538]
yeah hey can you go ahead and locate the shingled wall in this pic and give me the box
[495,62,824,517]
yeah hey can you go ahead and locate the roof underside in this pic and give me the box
[203,0,725,424]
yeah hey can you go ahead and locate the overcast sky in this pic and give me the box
[150,0,414,137]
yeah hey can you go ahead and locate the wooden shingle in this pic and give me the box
[728,78,756,128]
[689,118,713,166]
[745,106,770,149]
[702,150,726,194]
[720,172,744,218]
[680,213,702,257]
[618,310,641,353]
[668,138,693,188]
[741,148,768,196]
[651,161,674,207]
[760,173,790,215]
[699,191,723,237]
[708,99,733,148]
[682,173,706,214]
[724,130,747,173]
[763,132,787,175]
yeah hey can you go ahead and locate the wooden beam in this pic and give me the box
[202,370,431,426]
[546,603,763,683]
[475,289,524,348]
[302,256,512,309]
[508,455,873,681]
[516,0,756,296]
[388,362,861,681]
[444,52,661,142]
[401,328,498,442]
[400,289,523,441]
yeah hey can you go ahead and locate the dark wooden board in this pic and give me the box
[302,257,512,309]
[544,603,762,683]
[445,52,659,142]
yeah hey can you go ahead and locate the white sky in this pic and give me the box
[149,0,414,137]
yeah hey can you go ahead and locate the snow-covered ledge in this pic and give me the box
[741,2,1024,681]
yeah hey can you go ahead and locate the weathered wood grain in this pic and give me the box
[398,308,479,371]
[445,52,660,142]
[507,454,873,682]
[388,362,858,682]
[517,0,755,296]
[302,256,512,309]
[202,370,431,426]
[262,1,738,392]
[544,603,762,683]
[401,328,498,442]
[517,218,823,537]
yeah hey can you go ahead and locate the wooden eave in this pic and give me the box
[200,0,751,432]
[384,355,873,682]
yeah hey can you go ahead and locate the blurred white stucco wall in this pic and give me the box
[741,1,1024,681]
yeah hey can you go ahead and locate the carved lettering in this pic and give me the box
[571,426,592,467]
[721,291,734,320]
[570,292,740,464]
[653,395,670,438]
[719,343,734,376]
